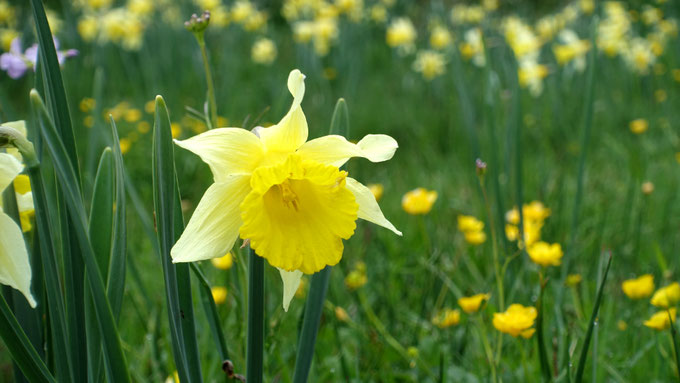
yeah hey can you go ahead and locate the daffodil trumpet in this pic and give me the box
[171,69,401,311]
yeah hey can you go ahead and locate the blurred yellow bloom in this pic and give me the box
[251,38,277,65]
[0,2,16,25]
[458,293,490,313]
[231,1,254,23]
[369,5,387,23]
[295,276,307,298]
[580,0,594,14]
[654,89,667,103]
[430,25,452,50]
[673,69,680,83]
[119,138,131,154]
[617,319,628,331]
[0,29,19,51]
[124,108,142,123]
[368,183,383,201]
[464,230,486,245]
[527,242,563,267]
[413,50,446,80]
[432,308,461,328]
[80,98,96,113]
[629,119,648,134]
[459,28,485,67]
[457,215,484,233]
[518,59,549,97]
[566,274,582,287]
[84,116,95,128]
[170,123,182,139]
[211,286,228,304]
[211,252,233,270]
[402,188,437,215]
[170,69,401,311]
[553,29,590,71]
[335,306,349,321]
[493,304,537,338]
[651,282,680,308]
[386,17,416,53]
[345,269,367,290]
[137,121,150,134]
[621,274,654,300]
[641,181,654,195]
[644,308,676,331]
[505,221,542,248]
[128,0,154,16]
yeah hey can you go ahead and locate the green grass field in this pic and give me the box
[1,0,680,382]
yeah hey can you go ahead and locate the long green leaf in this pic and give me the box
[108,116,127,319]
[574,252,612,383]
[152,95,203,383]
[247,247,265,383]
[0,294,55,383]
[190,263,230,361]
[670,313,680,382]
[329,98,348,137]
[31,90,131,383]
[536,278,552,382]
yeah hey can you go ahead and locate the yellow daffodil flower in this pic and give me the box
[251,38,277,65]
[413,50,447,80]
[402,187,437,215]
[458,293,490,313]
[0,152,36,308]
[643,308,676,331]
[432,308,460,328]
[527,241,563,267]
[171,70,400,311]
[493,304,537,338]
[621,274,655,300]
[650,282,680,308]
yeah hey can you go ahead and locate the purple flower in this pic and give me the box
[0,37,78,79]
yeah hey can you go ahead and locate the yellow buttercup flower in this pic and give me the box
[644,308,676,331]
[621,274,655,300]
[345,262,367,290]
[432,308,461,328]
[211,286,228,304]
[629,119,648,134]
[367,183,383,202]
[566,274,582,287]
[211,252,233,270]
[493,304,537,338]
[402,188,437,215]
[335,306,349,322]
[171,70,400,311]
[527,241,563,267]
[457,215,483,233]
[458,293,490,313]
[463,230,486,245]
[650,282,680,308]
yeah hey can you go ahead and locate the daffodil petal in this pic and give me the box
[174,128,264,181]
[296,134,398,168]
[278,268,303,312]
[0,211,36,308]
[346,177,402,236]
[171,175,251,263]
[0,153,24,193]
[257,70,308,153]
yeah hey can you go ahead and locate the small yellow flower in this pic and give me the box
[368,184,384,202]
[566,274,582,287]
[457,215,484,233]
[413,50,446,80]
[629,119,649,134]
[124,108,142,123]
[211,252,233,270]
[458,293,490,313]
[673,69,680,83]
[527,241,563,267]
[644,308,677,331]
[80,98,96,113]
[621,274,655,300]
[402,188,437,215]
[335,306,349,322]
[641,181,654,195]
[251,38,277,65]
[651,282,680,308]
[137,121,150,134]
[493,304,537,338]
[386,17,416,52]
[119,138,131,154]
[430,25,452,50]
[211,286,228,304]
[655,89,667,103]
[432,308,461,328]
[170,123,182,139]
[463,230,486,245]
[617,319,628,331]
[144,100,155,114]
[345,268,367,290]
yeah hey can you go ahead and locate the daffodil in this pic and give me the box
[493,304,537,338]
[0,151,36,308]
[171,70,400,311]
[458,293,490,313]
[621,274,655,300]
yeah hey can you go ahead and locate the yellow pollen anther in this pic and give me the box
[279,180,299,211]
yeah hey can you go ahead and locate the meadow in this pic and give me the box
[1,0,680,382]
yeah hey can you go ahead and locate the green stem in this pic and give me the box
[537,273,552,382]
[246,247,264,383]
[476,316,497,383]
[197,35,218,130]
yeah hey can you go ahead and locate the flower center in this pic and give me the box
[278,180,299,211]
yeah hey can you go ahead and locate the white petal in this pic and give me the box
[346,177,402,235]
[16,192,34,213]
[279,268,303,312]
[296,134,398,168]
[257,70,308,153]
[171,175,251,263]
[174,128,264,182]
[0,153,23,193]
[0,211,36,307]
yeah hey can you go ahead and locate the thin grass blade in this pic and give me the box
[107,116,127,319]
[190,263,230,361]
[247,247,265,383]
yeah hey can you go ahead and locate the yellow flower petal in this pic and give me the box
[240,155,358,274]
[0,153,23,192]
[279,268,303,312]
[171,175,251,263]
[174,128,264,181]
[0,211,36,308]
[257,70,309,153]
[345,177,401,235]
[296,134,398,168]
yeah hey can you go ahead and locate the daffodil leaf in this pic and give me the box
[190,263,230,361]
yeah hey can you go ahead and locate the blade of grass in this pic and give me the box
[107,116,127,319]
[31,90,131,383]
[574,252,612,383]
[247,247,265,383]
[0,294,55,383]
[670,312,680,382]
[537,276,552,382]
[190,263,230,361]
[152,95,203,383]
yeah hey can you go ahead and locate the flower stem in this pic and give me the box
[246,247,264,383]
[196,34,218,130]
